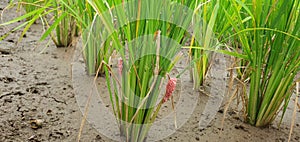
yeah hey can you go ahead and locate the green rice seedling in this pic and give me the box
[86,0,203,141]
[59,0,113,75]
[1,0,51,42]
[188,0,237,91]
[218,0,300,127]
[79,1,111,75]
[184,0,299,127]
[245,0,300,127]
[48,0,77,47]
[188,0,220,90]
[1,0,77,48]
[3,0,112,74]
[82,18,114,75]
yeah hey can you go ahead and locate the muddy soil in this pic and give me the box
[1,1,300,142]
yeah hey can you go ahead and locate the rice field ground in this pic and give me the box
[0,1,300,142]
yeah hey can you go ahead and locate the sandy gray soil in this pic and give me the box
[1,1,300,142]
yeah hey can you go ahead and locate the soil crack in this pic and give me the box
[49,97,66,105]
[0,91,25,99]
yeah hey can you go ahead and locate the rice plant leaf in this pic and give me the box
[225,28,300,41]
[233,0,254,19]
[0,21,29,41]
[18,10,41,43]
[40,12,67,41]
[0,7,45,26]
[183,46,249,60]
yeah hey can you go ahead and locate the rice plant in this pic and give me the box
[57,0,114,75]
[185,0,299,127]
[0,0,50,42]
[246,0,299,127]
[79,1,111,75]
[188,0,237,90]
[220,0,300,127]
[43,0,77,47]
[86,0,202,141]
[189,0,220,90]
[1,0,77,47]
